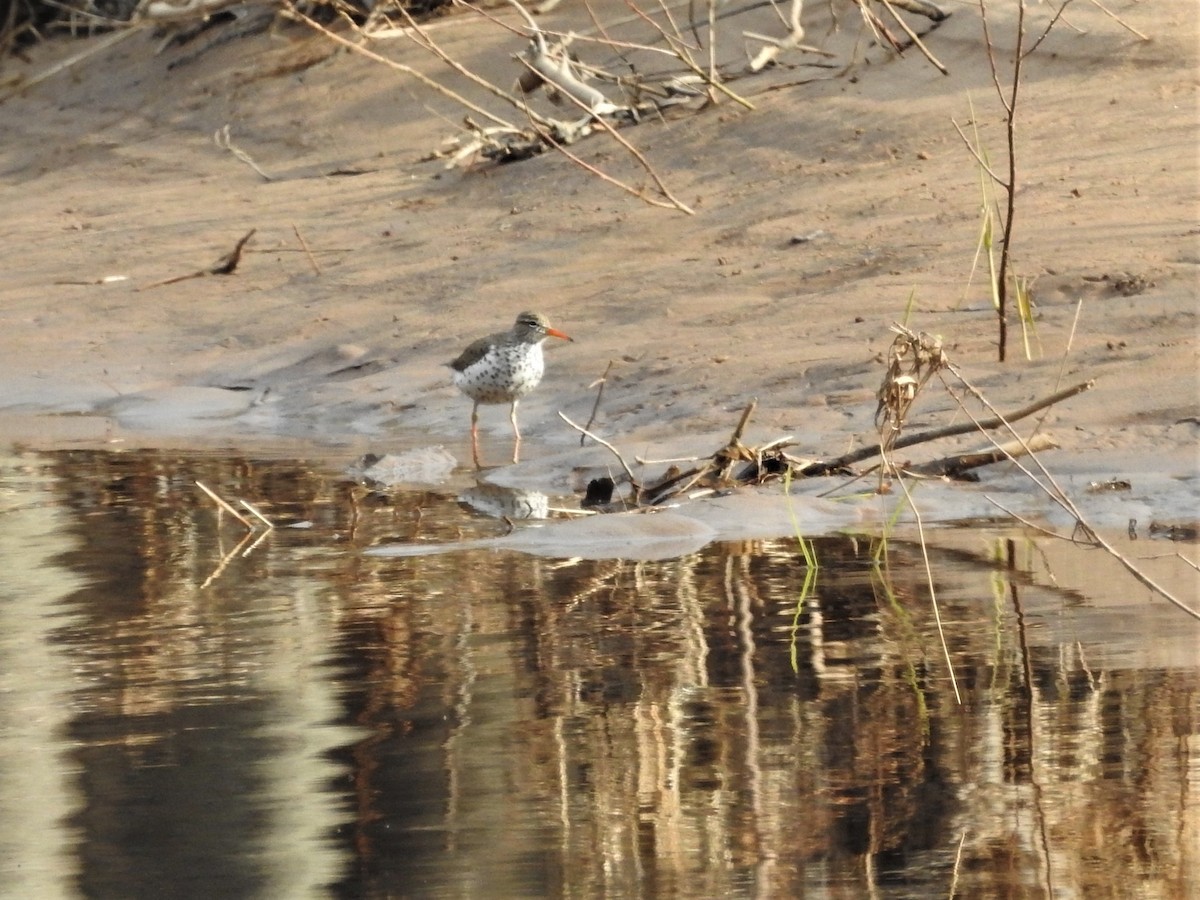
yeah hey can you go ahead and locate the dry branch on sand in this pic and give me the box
[13,0,1141,221]
[573,384,1080,510]
[139,228,256,289]
[569,324,1095,513]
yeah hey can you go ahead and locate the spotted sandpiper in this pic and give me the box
[448,311,573,468]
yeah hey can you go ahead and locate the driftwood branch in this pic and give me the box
[640,398,771,505]
[744,0,835,71]
[799,379,1094,476]
[905,432,1058,478]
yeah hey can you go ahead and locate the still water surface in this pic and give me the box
[0,449,1196,898]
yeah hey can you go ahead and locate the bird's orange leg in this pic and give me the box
[471,402,483,469]
[510,400,521,464]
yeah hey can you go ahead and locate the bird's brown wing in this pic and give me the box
[448,333,500,372]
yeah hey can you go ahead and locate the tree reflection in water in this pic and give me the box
[0,449,1193,898]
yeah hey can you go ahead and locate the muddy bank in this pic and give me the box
[0,0,1195,525]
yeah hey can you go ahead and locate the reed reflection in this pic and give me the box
[345,531,1197,898]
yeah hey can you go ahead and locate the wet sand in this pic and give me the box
[0,0,1196,521]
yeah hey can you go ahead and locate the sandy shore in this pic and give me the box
[0,0,1196,512]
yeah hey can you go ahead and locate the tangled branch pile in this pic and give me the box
[3,0,952,209]
[571,324,1092,512]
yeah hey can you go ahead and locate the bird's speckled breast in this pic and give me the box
[451,342,545,404]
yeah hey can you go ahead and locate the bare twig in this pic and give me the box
[855,0,904,55]
[559,411,642,497]
[635,452,705,465]
[977,1,1009,113]
[984,496,1074,541]
[211,229,256,274]
[0,27,138,102]
[1035,297,1084,433]
[1084,0,1148,41]
[293,223,322,275]
[950,115,1008,187]
[515,56,696,214]
[879,0,948,74]
[582,359,616,443]
[1024,0,1075,57]
[627,0,756,109]
[522,106,684,211]
[707,0,719,100]
[283,5,521,130]
[239,498,276,530]
[993,0,1023,363]
[393,1,570,125]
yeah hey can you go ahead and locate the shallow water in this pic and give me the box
[0,448,1196,899]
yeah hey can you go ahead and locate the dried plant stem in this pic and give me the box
[1,26,137,102]
[214,125,273,180]
[141,229,256,289]
[239,499,276,530]
[975,0,1042,362]
[707,0,718,98]
[393,1,562,126]
[1024,0,1075,56]
[950,116,1006,186]
[1035,297,1084,432]
[1085,0,1148,41]
[983,497,1071,541]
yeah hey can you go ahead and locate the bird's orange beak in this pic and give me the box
[545,326,573,342]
